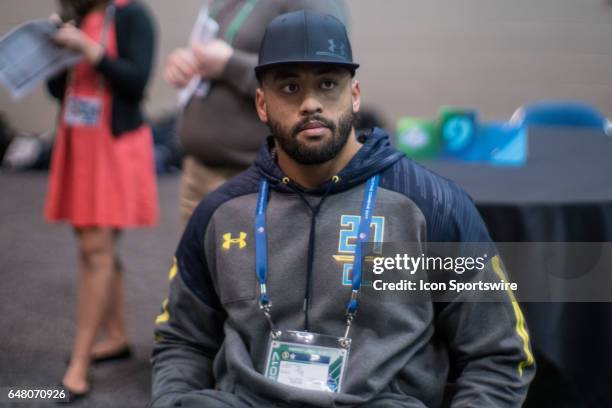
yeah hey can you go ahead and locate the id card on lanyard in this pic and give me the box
[63,3,115,128]
[256,175,380,393]
[264,331,349,392]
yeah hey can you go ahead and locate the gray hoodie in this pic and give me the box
[151,129,535,407]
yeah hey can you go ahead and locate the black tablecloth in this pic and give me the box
[480,204,612,407]
[420,128,612,407]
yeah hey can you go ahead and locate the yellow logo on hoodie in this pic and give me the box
[222,232,247,250]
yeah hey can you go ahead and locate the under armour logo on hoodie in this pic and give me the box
[222,232,247,250]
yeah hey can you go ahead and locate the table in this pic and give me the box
[421,127,612,407]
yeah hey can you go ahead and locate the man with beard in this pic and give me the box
[151,10,535,408]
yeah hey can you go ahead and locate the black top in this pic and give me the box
[47,0,156,137]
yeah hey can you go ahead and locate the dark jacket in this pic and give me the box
[151,128,535,407]
[47,0,156,137]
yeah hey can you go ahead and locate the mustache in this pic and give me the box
[291,115,336,138]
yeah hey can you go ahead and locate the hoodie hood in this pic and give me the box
[254,127,404,194]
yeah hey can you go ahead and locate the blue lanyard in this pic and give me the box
[255,178,270,304]
[255,175,379,317]
[346,174,379,313]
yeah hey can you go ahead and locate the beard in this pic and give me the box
[267,107,355,165]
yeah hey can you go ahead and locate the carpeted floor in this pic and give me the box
[0,172,182,407]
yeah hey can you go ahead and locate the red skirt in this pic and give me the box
[45,123,159,228]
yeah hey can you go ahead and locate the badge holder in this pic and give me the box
[263,328,350,393]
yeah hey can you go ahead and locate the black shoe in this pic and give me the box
[92,345,132,364]
[64,345,133,366]
[56,383,90,404]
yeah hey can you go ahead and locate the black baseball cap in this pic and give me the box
[255,10,359,79]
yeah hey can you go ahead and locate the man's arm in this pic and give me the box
[150,205,225,408]
[381,158,536,406]
[435,192,535,407]
[435,267,535,406]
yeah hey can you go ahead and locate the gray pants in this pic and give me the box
[171,390,429,408]
[174,390,251,407]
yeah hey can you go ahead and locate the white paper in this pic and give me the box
[177,6,219,107]
[277,360,330,391]
[0,19,81,100]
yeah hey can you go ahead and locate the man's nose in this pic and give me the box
[299,94,323,116]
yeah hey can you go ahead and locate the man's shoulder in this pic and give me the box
[380,156,488,242]
[190,166,261,227]
[381,155,472,206]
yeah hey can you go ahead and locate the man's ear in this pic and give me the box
[351,79,361,114]
[255,88,268,123]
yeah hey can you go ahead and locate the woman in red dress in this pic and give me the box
[46,0,157,400]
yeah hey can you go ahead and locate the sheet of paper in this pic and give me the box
[278,359,330,391]
[0,19,81,100]
[177,6,219,107]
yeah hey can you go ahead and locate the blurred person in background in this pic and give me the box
[45,0,158,401]
[164,0,348,227]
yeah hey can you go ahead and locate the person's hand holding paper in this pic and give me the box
[0,18,81,99]
[191,38,233,80]
[165,6,219,107]
[164,47,198,88]
[53,22,104,64]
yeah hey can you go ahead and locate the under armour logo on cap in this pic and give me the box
[315,38,348,60]
[328,39,336,53]
[255,10,359,78]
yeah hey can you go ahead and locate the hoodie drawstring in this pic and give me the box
[285,177,338,331]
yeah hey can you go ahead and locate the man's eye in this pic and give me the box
[282,84,299,93]
[321,80,336,90]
